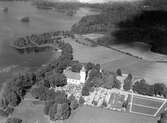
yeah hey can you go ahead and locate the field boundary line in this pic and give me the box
[130,110,155,117]
[114,89,166,102]
[134,95,165,102]
[132,93,166,101]
[129,91,134,112]
[154,100,167,117]
[133,104,159,109]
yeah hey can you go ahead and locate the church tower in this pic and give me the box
[80,66,86,84]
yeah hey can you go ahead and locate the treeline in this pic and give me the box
[32,1,82,16]
[32,1,118,16]
[12,31,73,53]
[71,2,141,34]
[133,79,167,97]
[112,10,167,54]
[71,0,167,54]
[13,31,73,47]
[71,14,109,34]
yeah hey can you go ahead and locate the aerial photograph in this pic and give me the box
[0,0,167,123]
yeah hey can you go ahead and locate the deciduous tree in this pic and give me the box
[123,74,133,91]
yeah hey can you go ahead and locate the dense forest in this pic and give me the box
[113,10,167,54]
[71,0,167,54]
[32,1,81,16]
[32,1,114,16]
[71,2,142,34]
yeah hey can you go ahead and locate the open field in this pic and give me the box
[11,101,158,123]
[65,105,157,123]
[12,100,49,123]
[0,116,6,123]
[131,105,157,116]
[64,37,137,64]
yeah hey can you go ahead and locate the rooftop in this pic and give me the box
[64,70,80,80]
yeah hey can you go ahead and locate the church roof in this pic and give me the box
[64,70,80,80]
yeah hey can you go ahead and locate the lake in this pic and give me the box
[0,1,94,83]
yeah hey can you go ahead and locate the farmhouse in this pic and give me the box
[64,66,86,85]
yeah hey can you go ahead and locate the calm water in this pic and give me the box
[0,2,86,69]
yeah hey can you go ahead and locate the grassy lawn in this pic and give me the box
[131,104,157,116]
[12,103,157,123]
[12,100,49,123]
[65,105,157,123]
[0,116,7,123]
[64,37,131,64]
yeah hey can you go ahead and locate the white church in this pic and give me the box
[64,66,86,85]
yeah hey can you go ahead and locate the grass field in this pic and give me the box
[131,105,157,116]
[65,106,157,123]
[0,116,6,123]
[64,37,136,64]
[12,100,49,123]
[11,102,158,123]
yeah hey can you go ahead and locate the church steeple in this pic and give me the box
[80,66,86,83]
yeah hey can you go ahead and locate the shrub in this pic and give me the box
[70,61,82,72]
[31,85,49,101]
[0,109,8,117]
[79,96,85,105]
[49,73,67,87]
[6,117,22,123]
[70,99,79,110]
[112,77,121,89]
[123,74,133,91]
[5,107,14,115]
[116,69,122,76]
[92,100,98,106]
[153,83,167,96]
[101,100,107,108]
[81,86,89,96]
[133,79,154,96]
[49,103,71,121]
[44,101,55,115]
